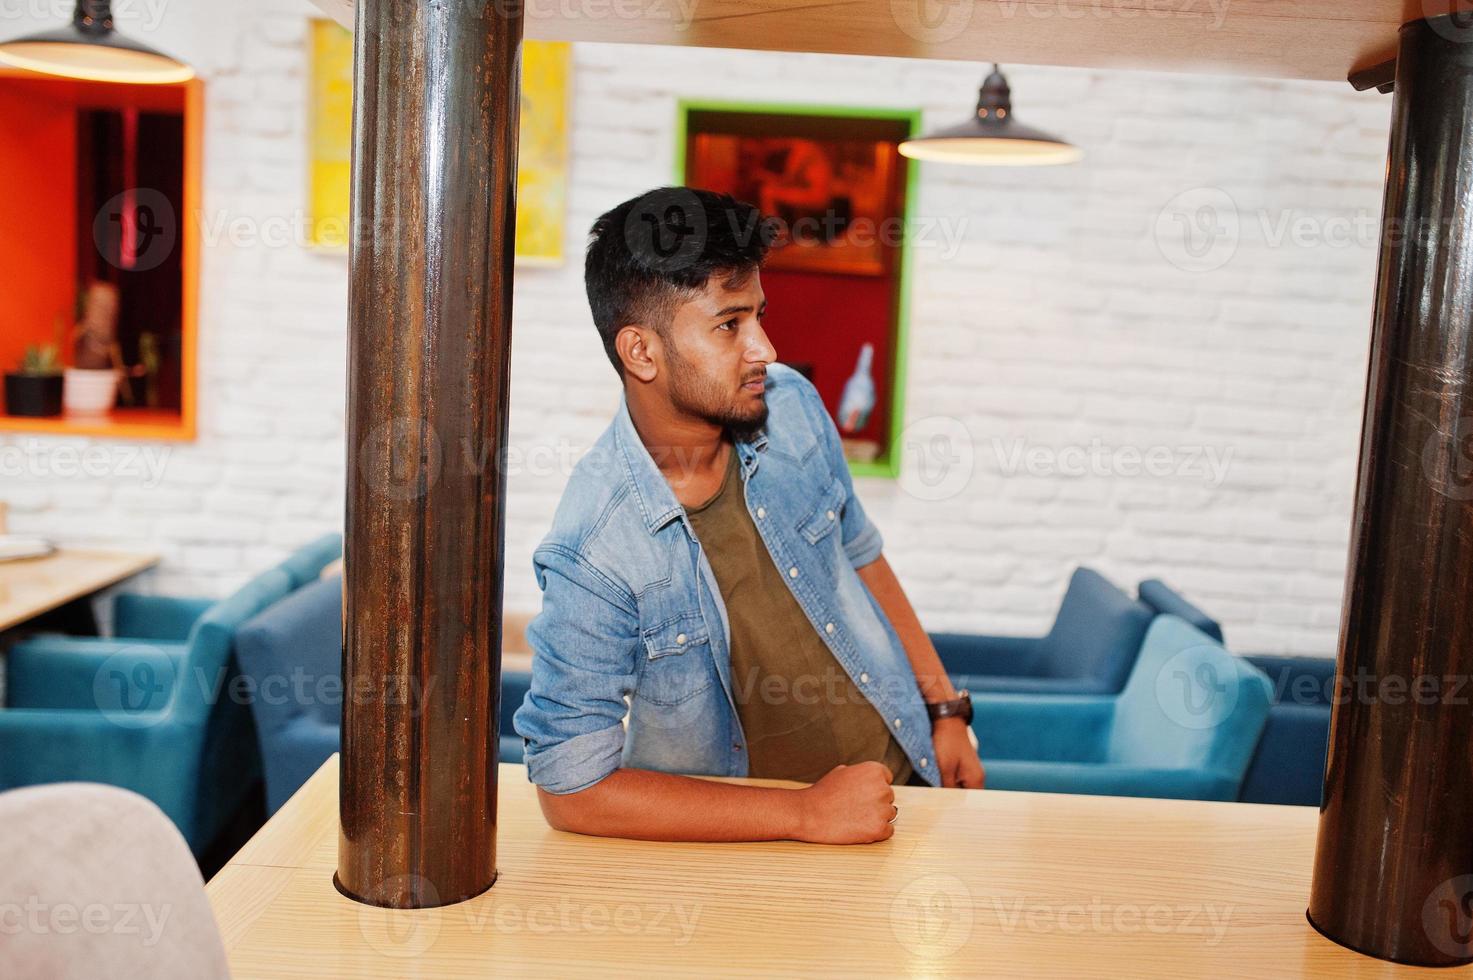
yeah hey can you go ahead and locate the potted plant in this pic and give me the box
[63,280,122,417]
[4,344,64,417]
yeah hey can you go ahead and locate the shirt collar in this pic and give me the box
[613,394,768,535]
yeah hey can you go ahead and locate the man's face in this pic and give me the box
[659,269,776,439]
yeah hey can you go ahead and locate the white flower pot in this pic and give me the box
[63,368,119,417]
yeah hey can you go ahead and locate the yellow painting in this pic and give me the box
[515,40,571,266]
[307,19,353,249]
[307,22,571,265]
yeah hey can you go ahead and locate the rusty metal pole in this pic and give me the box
[336,0,522,909]
[1309,12,1473,966]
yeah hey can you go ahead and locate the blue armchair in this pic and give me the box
[235,576,530,815]
[930,567,1155,695]
[234,574,343,815]
[0,535,343,856]
[1135,578,1332,806]
[975,616,1274,801]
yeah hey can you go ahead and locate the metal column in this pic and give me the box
[1310,12,1473,966]
[336,0,523,909]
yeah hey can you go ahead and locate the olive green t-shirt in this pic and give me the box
[684,445,912,785]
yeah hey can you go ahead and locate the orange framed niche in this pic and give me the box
[0,68,200,441]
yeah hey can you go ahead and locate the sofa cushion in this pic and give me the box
[1110,616,1272,780]
[237,575,344,730]
[1137,579,1225,644]
[1044,568,1155,691]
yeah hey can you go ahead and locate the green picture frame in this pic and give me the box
[674,99,921,480]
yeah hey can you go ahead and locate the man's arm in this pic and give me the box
[857,553,986,789]
[537,763,898,844]
[516,544,899,843]
[785,369,985,789]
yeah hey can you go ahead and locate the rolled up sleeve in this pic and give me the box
[793,371,885,569]
[512,543,640,795]
[837,490,884,569]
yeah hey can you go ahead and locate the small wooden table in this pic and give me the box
[0,548,158,633]
[206,756,1465,978]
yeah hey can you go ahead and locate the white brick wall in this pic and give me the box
[0,1,1393,656]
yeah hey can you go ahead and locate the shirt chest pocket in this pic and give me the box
[635,610,715,706]
[798,476,846,545]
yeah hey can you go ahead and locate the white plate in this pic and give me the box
[0,536,56,562]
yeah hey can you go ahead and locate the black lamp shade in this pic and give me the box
[900,66,1081,166]
[0,0,193,84]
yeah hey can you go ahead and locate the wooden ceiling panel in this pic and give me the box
[306,0,1467,82]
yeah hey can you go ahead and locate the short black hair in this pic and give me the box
[585,186,775,377]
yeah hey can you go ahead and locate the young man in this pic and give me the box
[513,187,984,845]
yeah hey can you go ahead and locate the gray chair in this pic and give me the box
[0,782,230,979]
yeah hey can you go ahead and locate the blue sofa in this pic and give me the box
[1235,655,1334,806]
[0,534,343,856]
[930,567,1155,695]
[974,616,1274,801]
[235,572,529,815]
[1136,579,1333,806]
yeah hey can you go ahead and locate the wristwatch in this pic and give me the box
[925,690,973,725]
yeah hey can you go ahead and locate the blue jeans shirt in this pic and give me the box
[512,364,941,793]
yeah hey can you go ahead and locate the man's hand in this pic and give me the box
[932,717,985,788]
[795,761,897,844]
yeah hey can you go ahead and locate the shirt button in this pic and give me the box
[675,633,687,645]
[859,672,869,683]
[824,622,835,634]
[788,566,799,578]
[756,507,766,519]
[894,718,903,729]
[920,758,929,769]
[826,509,836,521]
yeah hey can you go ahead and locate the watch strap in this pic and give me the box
[925,690,972,725]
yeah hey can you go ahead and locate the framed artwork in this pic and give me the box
[307,18,353,250]
[677,103,920,478]
[306,22,571,265]
[686,132,899,276]
[513,41,572,266]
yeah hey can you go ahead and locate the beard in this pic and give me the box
[664,339,768,442]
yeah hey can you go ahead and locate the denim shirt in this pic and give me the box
[512,364,941,793]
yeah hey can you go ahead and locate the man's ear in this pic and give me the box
[616,324,659,383]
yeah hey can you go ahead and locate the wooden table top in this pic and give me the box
[207,756,1467,978]
[0,547,158,633]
